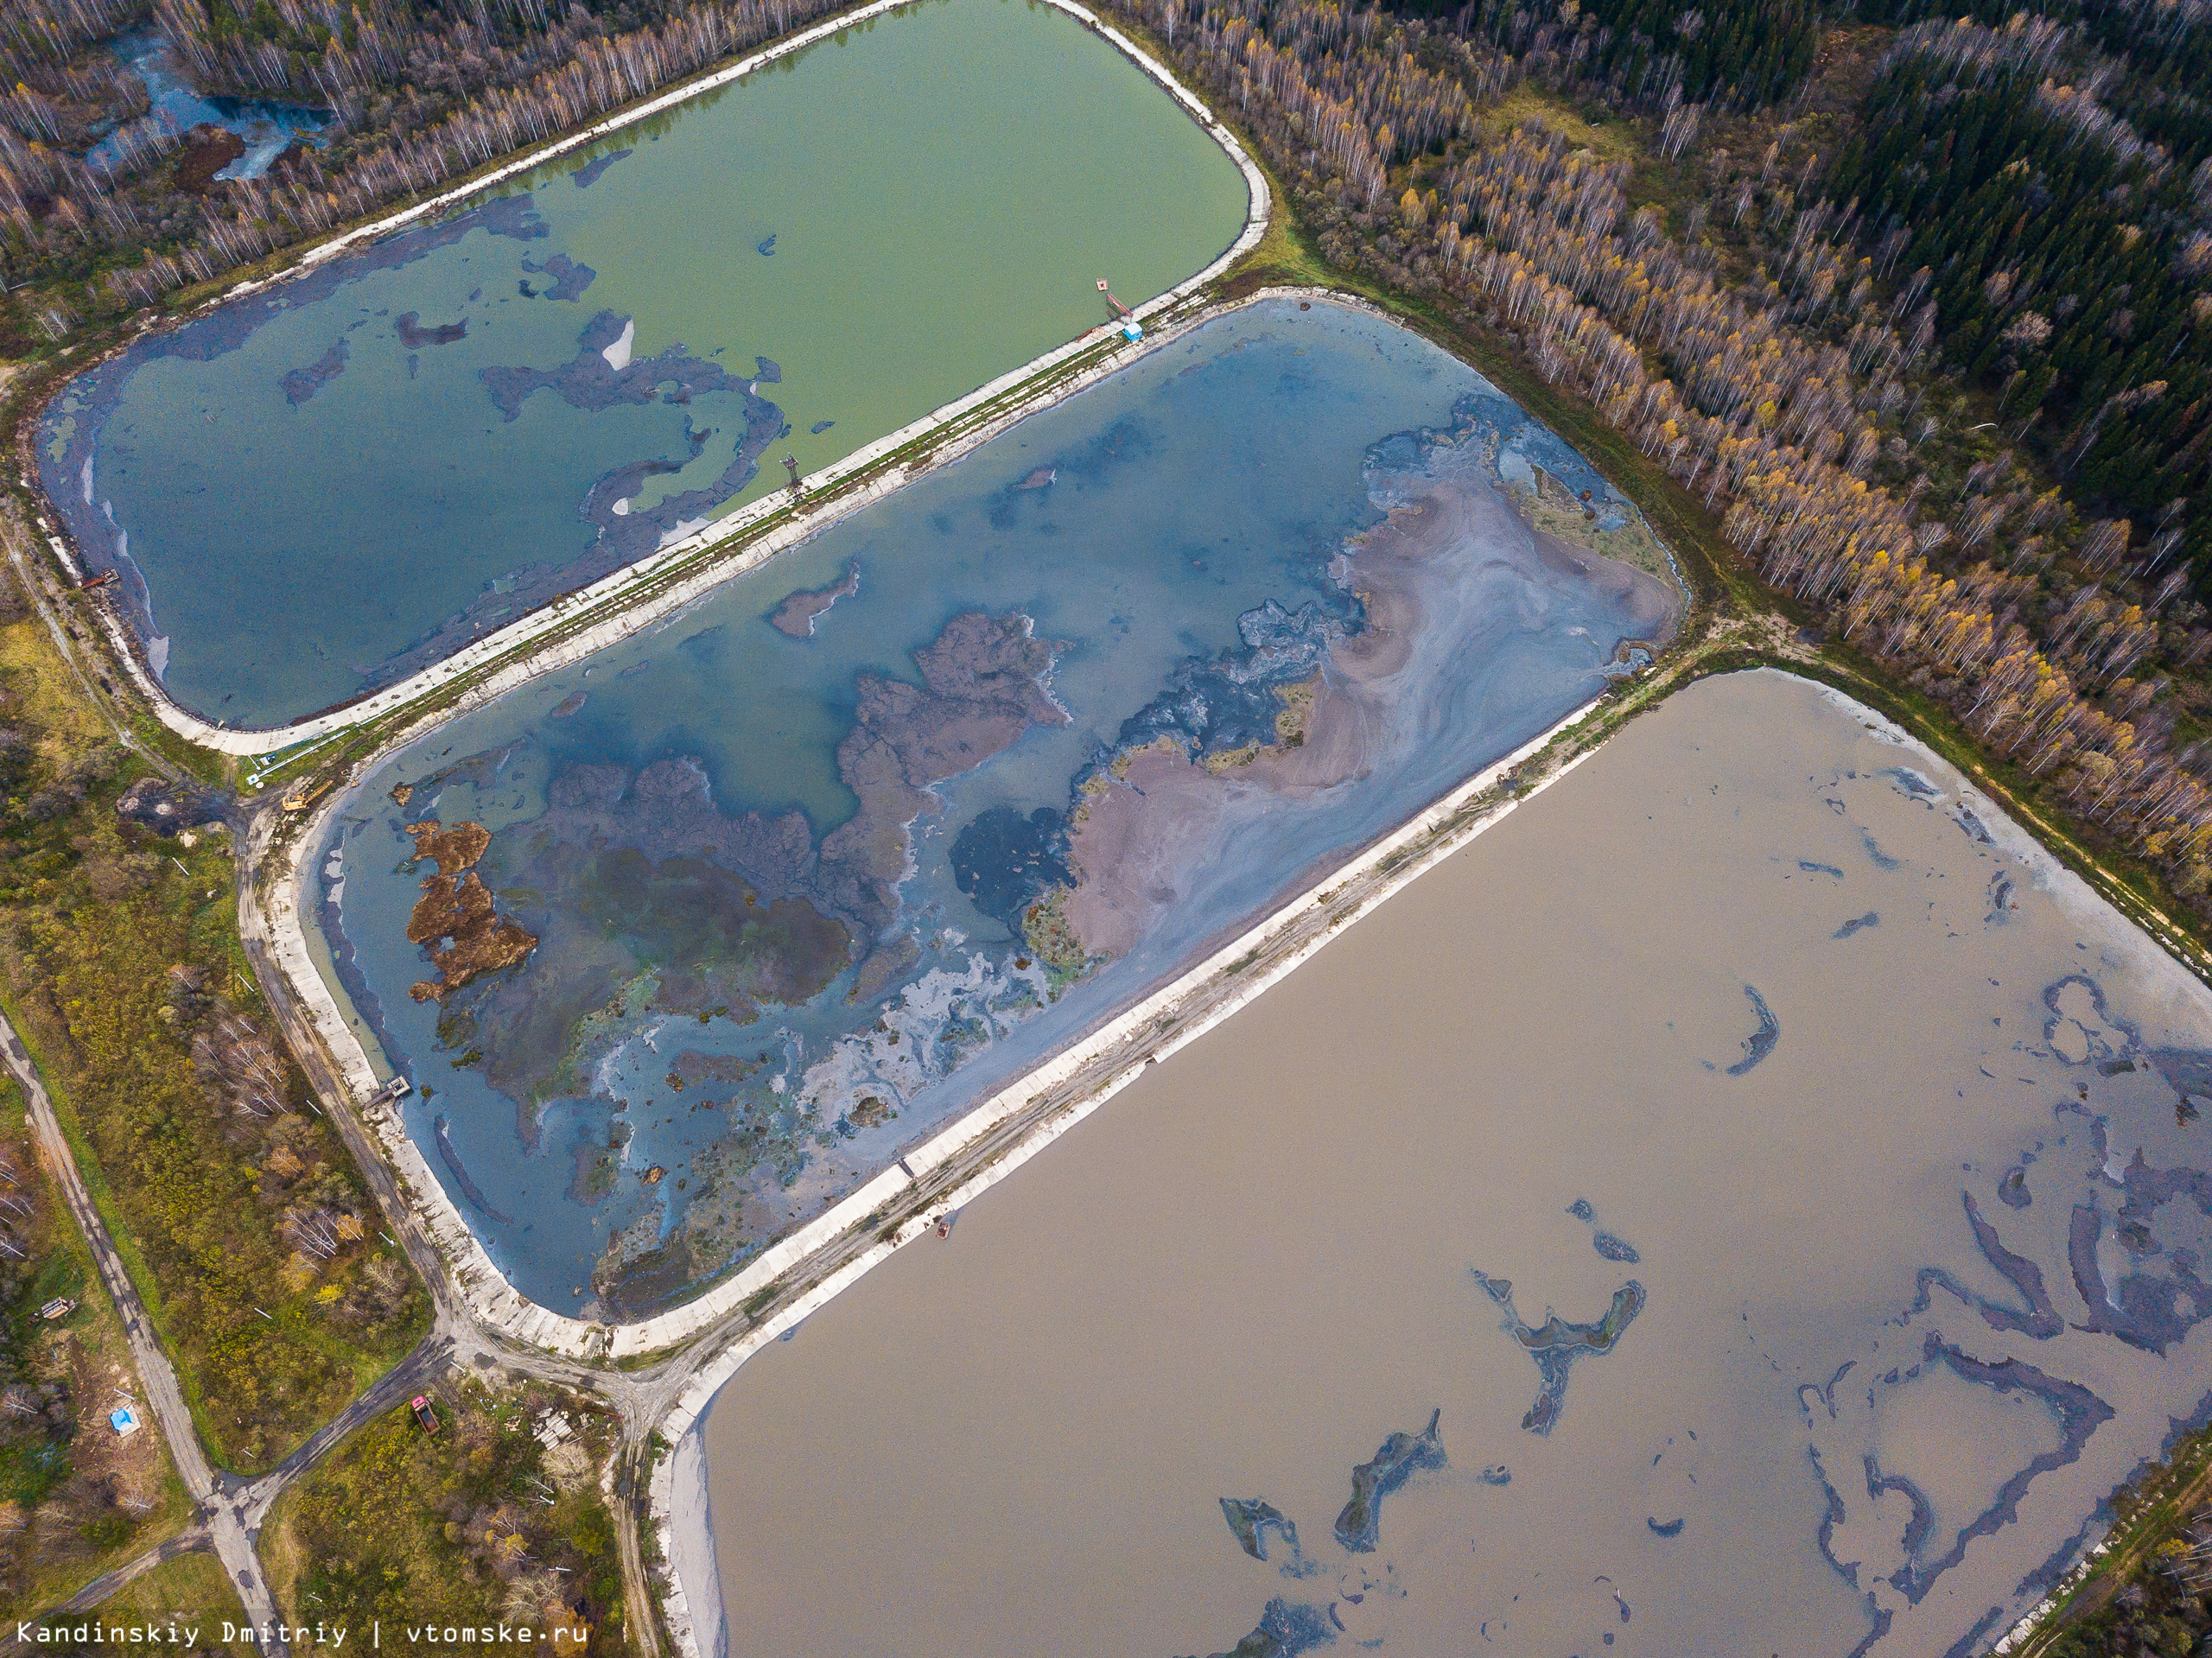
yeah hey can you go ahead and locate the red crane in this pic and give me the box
[1096,279,1142,342]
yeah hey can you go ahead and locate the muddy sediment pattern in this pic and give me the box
[318,301,1677,1311]
[766,559,859,638]
[37,0,1250,725]
[700,670,2212,1658]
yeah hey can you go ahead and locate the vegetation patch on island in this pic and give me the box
[403,820,537,1005]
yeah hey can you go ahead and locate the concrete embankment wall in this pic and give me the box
[639,685,1630,1658]
[236,286,1668,1658]
[62,0,1269,761]
[664,1432,726,1658]
[250,287,1418,1365]
[243,293,1349,1368]
[251,484,1635,1658]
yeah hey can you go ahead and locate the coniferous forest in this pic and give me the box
[1828,27,2211,588]
[2,0,2210,1052]
[1,0,2211,1645]
[1,0,2210,967]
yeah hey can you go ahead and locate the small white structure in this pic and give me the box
[109,1404,141,1438]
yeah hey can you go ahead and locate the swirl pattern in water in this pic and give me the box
[694,671,2212,1658]
[36,0,1249,725]
[315,299,1681,1311]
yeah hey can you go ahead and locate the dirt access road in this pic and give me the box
[0,1007,286,1643]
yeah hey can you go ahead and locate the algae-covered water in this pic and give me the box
[40,0,1249,726]
[697,670,2212,1658]
[309,299,1678,1313]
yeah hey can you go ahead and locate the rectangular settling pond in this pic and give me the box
[695,669,2212,1658]
[39,0,1250,727]
[308,297,1682,1314]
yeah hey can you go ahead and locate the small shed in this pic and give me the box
[109,1405,141,1438]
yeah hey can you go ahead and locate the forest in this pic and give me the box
[0,0,2208,1636]
[2037,1558,2211,1657]
[1827,22,2211,594]
[1048,0,2212,970]
[1405,0,1821,111]
[0,561,429,1474]
[0,1089,81,1601]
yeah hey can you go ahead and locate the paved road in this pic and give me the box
[0,1009,288,1648]
[256,1335,453,1500]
